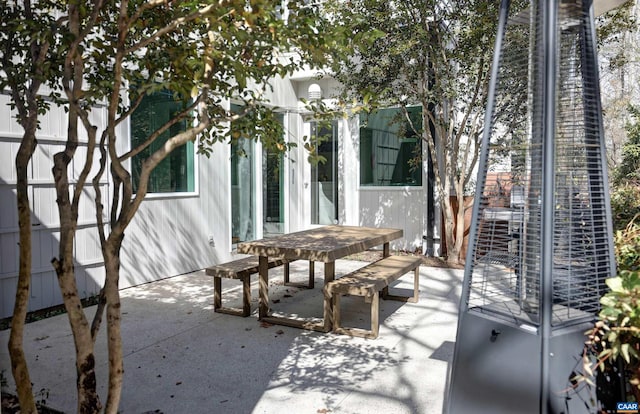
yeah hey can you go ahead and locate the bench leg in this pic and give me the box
[412,266,419,303]
[370,292,379,338]
[283,260,314,289]
[242,275,251,316]
[259,256,269,319]
[214,275,251,317]
[323,285,333,332]
[332,293,340,331]
[332,292,379,339]
[382,267,420,304]
[214,276,222,311]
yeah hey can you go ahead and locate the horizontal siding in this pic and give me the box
[0,94,109,318]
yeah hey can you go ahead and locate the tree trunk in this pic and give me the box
[441,195,461,265]
[441,195,474,265]
[103,238,124,414]
[52,119,102,412]
[9,125,38,413]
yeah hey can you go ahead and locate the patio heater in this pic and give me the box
[448,0,617,413]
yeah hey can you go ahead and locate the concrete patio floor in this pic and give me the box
[0,260,463,414]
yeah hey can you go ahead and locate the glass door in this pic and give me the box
[310,121,338,225]
[263,148,284,236]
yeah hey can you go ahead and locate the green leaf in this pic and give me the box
[621,343,631,363]
[606,277,624,292]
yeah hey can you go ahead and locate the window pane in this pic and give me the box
[131,90,195,193]
[263,114,285,237]
[311,121,338,225]
[231,139,255,243]
[231,103,256,243]
[359,107,422,186]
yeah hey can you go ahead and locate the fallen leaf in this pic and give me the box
[317,409,332,413]
[176,381,182,386]
[260,321,274,328]
[276,330,285,335]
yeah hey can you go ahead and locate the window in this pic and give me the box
[231,104,256,243]
[359,107,422,187]
[263,114,285,237]
[311,120,338,225]
[131,90,195,194]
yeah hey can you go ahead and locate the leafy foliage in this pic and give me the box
[596,0,637,71]
[611,184,640,232]
[614,216,640,272]
[581,216,640,401]
[324,0,528,262]
[614,105,640,186]
[0,0,65,121]
[584,271,640,401]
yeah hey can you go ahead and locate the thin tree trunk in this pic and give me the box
[103,238,124,413]
[51,164,101,412]
[9,125,38,413]
[51,106,101,413]
[442,200,461,264]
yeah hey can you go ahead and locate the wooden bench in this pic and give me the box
[323,255,421,339]
[206,256,314,317]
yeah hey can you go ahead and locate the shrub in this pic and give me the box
[584,270,640,402]
[580,216,640,402]
[614,215,640,271]
[610,184,640,232]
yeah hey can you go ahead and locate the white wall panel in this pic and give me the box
[31,143,63,181]
[39,104,67,139]
[1,277,17,317]
[30,270,59,311]
[83,265,105,296]
[72,145,107,185]
[76,183,108,224]
[0,99,25,137]
[30,229,59,271]
[0,232,18,276]
[75,227,102,265]
[31,187,60,227]
[358,188,425,251]
[0,141,19,182]
[0,187,19,230]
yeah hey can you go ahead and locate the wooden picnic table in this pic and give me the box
[236,225,403,332]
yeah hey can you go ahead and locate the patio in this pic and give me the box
[0,260,463,414]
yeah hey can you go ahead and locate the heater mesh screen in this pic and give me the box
[465,1,614,328]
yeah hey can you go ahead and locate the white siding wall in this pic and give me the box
[118,139,233,288]
[0,95,107,318]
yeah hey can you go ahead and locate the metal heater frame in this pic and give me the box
[448,0,616,412]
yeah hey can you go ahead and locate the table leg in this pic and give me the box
[259,255,269,319]
[322,261,336,332]
[383,242,390,257]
